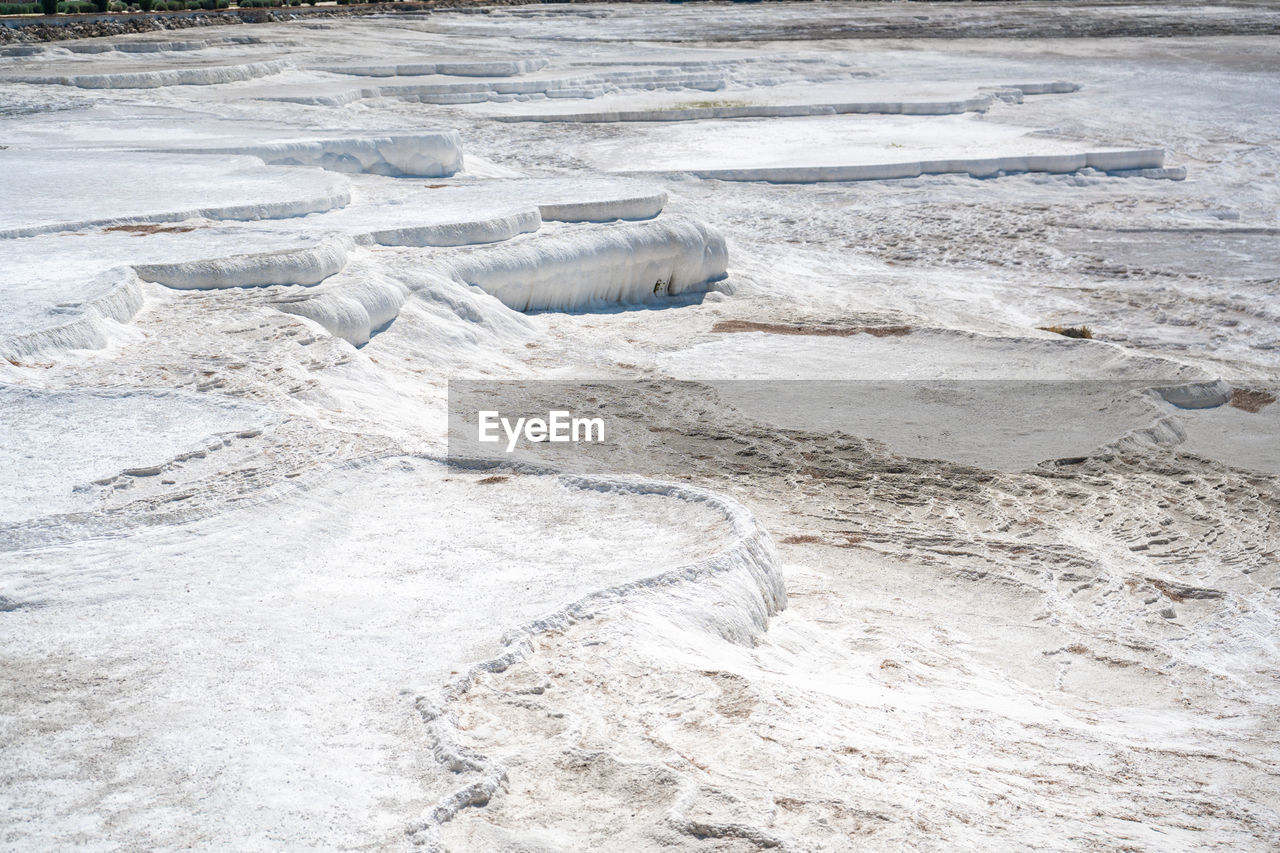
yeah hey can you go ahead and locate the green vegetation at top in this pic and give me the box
[0,0,345,13]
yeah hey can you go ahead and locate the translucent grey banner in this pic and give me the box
[447,379,1277,475]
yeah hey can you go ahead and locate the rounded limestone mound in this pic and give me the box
[447,217,728,312]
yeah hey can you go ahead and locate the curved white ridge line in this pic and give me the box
[405,462,786,850]
[371,208,542,248]
[1033,380,1230,460]
[269,68,729,107]
[171,132,465,178]
[494,95,995,124]
[537,190,667,222]
[0,186,352,240]
[446,217,729,312]
[662,148,1169,183]
[73,35,263,55]
[133,236,352,291]
[0,34,264,57]
[1090,383,1228,457]
[3,59,293,89]
[317,58,550,78]
[1001,81,1082,95]
[566,58,757,70]
[0,267,145,364]
[31,448,784,844]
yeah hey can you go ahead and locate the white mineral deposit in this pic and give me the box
[1,2,1277,851]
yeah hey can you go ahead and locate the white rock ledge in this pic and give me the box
[318,59,550,78]
[266,218,724,344]
[1002,81,1083,95]
[0,268,145,363]
[0,151,353,239]
[535,192,667,223]
[370,208,542,248]
[116,214,725,345]
[270,68,728,106]
[493,95,996,123]
[0,176,680,353]
[172,132,465,178]
[134,237,352,291]
[666,148,1168,183]
[443,218,727,312]
[0,187,352,240]
[270,218,728,344]
[3,59,293,89]
[0,35,262,58]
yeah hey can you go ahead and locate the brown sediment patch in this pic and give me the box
[1146,578,1225,603]
[476,475,510,485]
[1229,388,1276,413]
[780,533,863,547]
[103,223,197,236]
[1039,325,1093,339]
[712,320,912,338]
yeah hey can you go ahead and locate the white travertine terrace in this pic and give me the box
[4,7,1274,852]
[677,148,1171,183]
[3,58,293,88]
[169,131,466,177]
